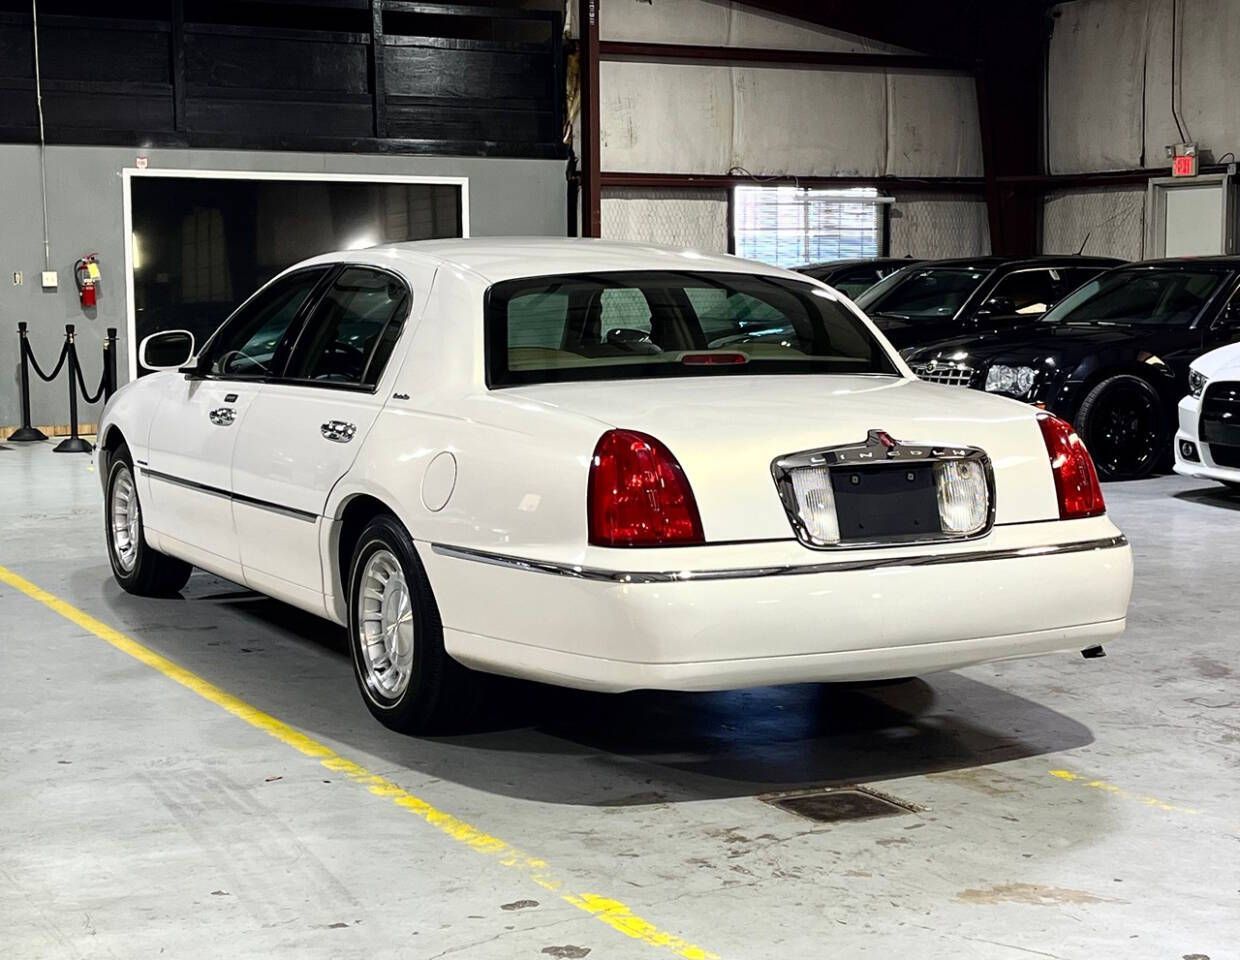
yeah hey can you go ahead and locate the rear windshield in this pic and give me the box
[854,267,989,319]
[1040,268,1230,327]
[486,271,899,386]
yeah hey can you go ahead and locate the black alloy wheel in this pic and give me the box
[1075,375,1165,481]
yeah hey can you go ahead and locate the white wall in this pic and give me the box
[588,0,990,257]
[1048,0,1240,174]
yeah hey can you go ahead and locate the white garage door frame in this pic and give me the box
[120,167,471,382]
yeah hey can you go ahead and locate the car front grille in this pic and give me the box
[1201,381,1240,448]
[911,362,975,388]
[1209,444,1240,468]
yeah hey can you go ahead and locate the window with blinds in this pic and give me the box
[733,186,885,268]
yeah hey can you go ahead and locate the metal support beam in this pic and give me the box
[369,0,386,138]
[578,0,601,237]
[600,171,986,193]
[598,40,968,72]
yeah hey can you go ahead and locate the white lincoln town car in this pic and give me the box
[98,239,1133,732]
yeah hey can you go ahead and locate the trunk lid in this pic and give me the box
[507,375,1060,543]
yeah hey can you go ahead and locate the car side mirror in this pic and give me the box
[977,295,1016,318]
[139,330,196,371]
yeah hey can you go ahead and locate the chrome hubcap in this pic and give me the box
[356,549,415,701]
[110,465,141,573]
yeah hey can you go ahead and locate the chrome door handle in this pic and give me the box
[209,407,235,426]
[321,420,356,443]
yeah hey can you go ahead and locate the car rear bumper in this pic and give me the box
[421,516,1132,692]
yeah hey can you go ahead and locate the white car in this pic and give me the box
[1174,342,1240,490]
[98,239,1133,732]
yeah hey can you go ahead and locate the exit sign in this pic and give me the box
[1173,155,1198,177]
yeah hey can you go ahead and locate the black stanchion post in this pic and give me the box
[10,323,48,442]
[53,324,93,454]
[103,327,118,400]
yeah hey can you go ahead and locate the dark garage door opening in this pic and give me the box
[128,173,464,374]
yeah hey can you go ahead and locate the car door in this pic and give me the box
[143,267,331,579]
[230,265,415,612]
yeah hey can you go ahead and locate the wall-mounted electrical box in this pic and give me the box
[41,270,58,289]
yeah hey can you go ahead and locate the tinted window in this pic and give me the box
[487,271,898,386]
[855,267,989,319]
[832,268,883,299]
[289,267,411,386]
[984,269,1059,316]
[205,268,327,378]
[1055,267,1106,297]
[1041,269,1229,327]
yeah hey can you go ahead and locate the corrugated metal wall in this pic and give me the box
[592,0,991,259]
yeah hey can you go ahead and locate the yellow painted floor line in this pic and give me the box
[0,564,721,960]
[1048,768,1199,816]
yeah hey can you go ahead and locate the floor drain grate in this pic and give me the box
[760,786,923,823]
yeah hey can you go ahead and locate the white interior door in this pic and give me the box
[1148,176,1234,258]
[1165,184,1224,257]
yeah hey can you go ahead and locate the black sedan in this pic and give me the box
[796,257,919,299]
[854,255,1123,350]
[903,258,1240,480]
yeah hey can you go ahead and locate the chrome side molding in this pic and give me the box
[430,535,1129,585]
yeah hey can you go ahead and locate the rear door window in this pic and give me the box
[286,267,411,387]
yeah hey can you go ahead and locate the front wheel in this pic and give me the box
[346,514,481,733]
[1075,375,1166,481]
[105,444,193,596]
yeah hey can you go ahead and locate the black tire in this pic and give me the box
[104,443,193,596]
[1074,374,1166,480]
[346,514,480,733]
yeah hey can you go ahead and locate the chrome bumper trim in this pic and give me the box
[429,534,1129,584]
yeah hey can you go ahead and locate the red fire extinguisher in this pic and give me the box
[75,253,101,308]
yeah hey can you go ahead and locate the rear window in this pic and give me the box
[485,271,898,386]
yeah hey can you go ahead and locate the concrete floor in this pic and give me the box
[1,439,1237,960]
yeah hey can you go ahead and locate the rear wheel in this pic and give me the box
[105,444,193,596]
[347,514,481,733]
[1075,375,1165,480]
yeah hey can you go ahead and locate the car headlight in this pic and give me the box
[1188,368,1208,399]
[984,364,1038,398]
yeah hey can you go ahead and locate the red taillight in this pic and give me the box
[1037,414,1106,519]
[588,429,705,547]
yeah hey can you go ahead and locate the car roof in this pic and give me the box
[894,255,1125,272]
[1114,255,1240,269]
[310,237,804,285]
[797,257,919,272]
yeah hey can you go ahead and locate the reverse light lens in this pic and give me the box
[1037,414,1106,519]
[588,430,704,546]
[934,460,989,534]
[985,364,1038,398]
[789,465,841,545]
[1188,368,1207,399]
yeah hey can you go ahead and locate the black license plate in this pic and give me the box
[830,464,941,542]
